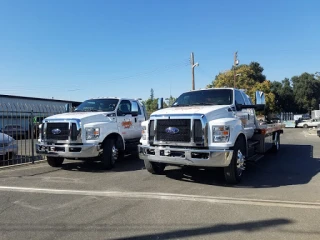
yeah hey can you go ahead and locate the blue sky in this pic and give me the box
[0,0,319,102]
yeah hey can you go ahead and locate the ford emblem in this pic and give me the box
[165,127,179,134]
[52,128,61,135]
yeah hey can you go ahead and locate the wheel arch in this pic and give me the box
[235,132,247,156]
[103,133,125,151]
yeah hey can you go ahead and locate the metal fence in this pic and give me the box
[0,102,65,167]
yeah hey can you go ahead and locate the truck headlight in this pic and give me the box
[212,126,230,142]
[86,127,100,140]
[141,126,147,140]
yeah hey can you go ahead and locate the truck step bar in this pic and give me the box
[246,154,264,162]
[247,140,260,148]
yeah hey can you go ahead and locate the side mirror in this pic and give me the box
[131,102,139,117]
[255,91,265,111]
[255,104,265,111]
[157,98,164,110]
[255,91,265,104]
[236,104,243,111]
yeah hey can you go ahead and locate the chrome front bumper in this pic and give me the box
[138,145,233,167]
[36,143,102,158]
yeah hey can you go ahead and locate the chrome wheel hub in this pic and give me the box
[236,150,245,175]
[111,145,119,163]
[275,134,280,150]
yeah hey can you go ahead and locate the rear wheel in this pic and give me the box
[303,124,308,128]
[144,160,166,174]
[224,138,246,184]
[271,132,280,153]
[47,157,64,167]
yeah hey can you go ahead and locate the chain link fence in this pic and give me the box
[0,101,65,167]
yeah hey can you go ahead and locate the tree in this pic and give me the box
[207,62,275,112]
[248,62,266,83]
[271,78,296,113]
[142,98,158,116]
[291,73,320,113]
[166,95,176,107]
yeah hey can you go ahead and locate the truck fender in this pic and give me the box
[232,124,247,156]
[234,133,247,156]
[103,132,125,151]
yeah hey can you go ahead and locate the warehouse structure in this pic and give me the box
[0,94,81,132]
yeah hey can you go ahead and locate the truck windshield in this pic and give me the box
[172,89,233,107]
[74,99,119,112]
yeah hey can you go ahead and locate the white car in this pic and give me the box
[0,132,18,161]
[297,119,320,128]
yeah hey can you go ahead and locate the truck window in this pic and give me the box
[173,89,233,106]
[235,90,245,105]
[240,91,252,105]
[75,99,119,112]
[117,100,132,116]
[132,101,142,115]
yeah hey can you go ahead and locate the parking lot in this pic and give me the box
[0,128,319,240]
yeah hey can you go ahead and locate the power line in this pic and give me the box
[0,59,190,92]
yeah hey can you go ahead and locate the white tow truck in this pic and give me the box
[138,88,284,184]
[36,97,146,169]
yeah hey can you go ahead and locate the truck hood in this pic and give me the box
[45,112,113,123]
[151,105,232,119]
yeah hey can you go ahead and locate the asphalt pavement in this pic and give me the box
[0,128,319,240]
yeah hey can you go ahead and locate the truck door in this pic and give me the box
[241,91,255,139]
[131,101,145,139]
[235,90,254,139]
[116,100,134,140]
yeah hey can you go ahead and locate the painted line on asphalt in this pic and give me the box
[0,186,320,209]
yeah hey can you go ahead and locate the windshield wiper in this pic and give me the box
[189,103,213,106]
[74,109,101,112]
[172,104,190,107]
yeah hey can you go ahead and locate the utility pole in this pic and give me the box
[233,51,239,88]
[190,52,199,90]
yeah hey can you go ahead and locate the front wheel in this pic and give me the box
[47,157,64,167]
[224,138,246,184]
[303,124,308,128]
[144,160,166,174]
[101,138,122,170]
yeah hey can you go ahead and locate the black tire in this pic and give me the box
[118,150,125,160]
[271,132,280,153]
[303,124,308,128]
[101,138,120,170]
[144,160,166,174]
[224,138,246,184]
[47,157,64,167]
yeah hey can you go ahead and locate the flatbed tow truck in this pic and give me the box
[139,88,284,184]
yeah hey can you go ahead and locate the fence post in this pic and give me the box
[31,110,34,164]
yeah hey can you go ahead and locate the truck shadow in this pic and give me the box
[61,153,145,173]
[165,144,319,188]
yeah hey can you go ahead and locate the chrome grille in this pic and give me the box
[156,119,191,142]
[193,119,203,142]
[46,123,69,140]
[150,116,208,147]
